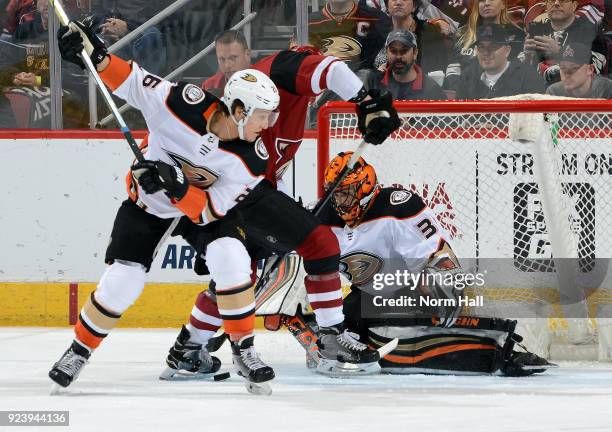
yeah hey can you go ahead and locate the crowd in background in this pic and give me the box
[2,0,612,129]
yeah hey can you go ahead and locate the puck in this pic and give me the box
[214,372,231,381]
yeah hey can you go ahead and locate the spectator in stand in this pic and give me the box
[546,41,612,96]
[444,0,525,95]
[2,0,34,40]
[365,29,446,99]
[89,0,166,75]
[457,23,545,98]
[371,0,453,76]
[309,0,391,71]
[0,0,49,89]
[201,30,252,96]
[524,0,609,85]
[522,0,604,27]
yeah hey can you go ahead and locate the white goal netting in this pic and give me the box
[317,98,612,360]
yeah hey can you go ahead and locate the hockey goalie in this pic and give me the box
[257,152,555,376]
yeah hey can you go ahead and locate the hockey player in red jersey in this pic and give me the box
[48,19,400,392]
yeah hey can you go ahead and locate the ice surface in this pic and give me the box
[2,328,612,432]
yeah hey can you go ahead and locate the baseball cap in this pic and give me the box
[385,30,417,49]
[560,42,591,65]
[475,24,511,45]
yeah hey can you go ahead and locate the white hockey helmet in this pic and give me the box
[222,69,280,139]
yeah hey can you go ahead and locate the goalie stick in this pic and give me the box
[48,0,145,163]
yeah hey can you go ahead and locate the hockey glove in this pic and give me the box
[356,89,401,145]
[57,17,108,70]
[131,160,189,200]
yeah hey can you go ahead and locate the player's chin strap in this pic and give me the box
[229,112,248,140]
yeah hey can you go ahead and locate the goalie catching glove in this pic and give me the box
[355,89,401,145]
[57,17,108,69]
[131,160,190,200]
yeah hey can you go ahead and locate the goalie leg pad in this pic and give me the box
[368,326,504,375]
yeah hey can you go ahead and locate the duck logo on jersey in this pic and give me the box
[182,84,205,105]
[321,36,362,61]
[255,138,269,160]
[340,251,383,285]
[390,190,412,205]
[241,73,258,83]
[165,150,219,189]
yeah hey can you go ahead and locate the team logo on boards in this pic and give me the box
[182,84,205,105]
[390,190,412,205]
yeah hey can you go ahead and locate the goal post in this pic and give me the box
[317,98,612,361]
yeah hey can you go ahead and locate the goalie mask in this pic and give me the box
[324,152,379,227]
[222,69,280,139]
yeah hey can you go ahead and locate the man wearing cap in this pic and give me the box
[546,41,612,97]
[365,29,446,100]
[457,24,545,99]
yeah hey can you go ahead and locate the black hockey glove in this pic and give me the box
[131,160,190,200]
[57,17,108,70]
[356,89,401,145]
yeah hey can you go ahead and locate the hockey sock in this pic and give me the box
[186,290,223,344]
[216,283,256,340]
[75,292,121,350]
[295,225,344,328]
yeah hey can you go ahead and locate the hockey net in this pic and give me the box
[317,97,612,361]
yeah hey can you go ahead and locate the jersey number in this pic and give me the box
[235,187,253,203]
[417,218,437,239]
[143,75,162,89]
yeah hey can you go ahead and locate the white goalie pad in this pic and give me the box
[255,254,308,316]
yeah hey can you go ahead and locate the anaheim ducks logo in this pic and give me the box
[241,73,258,82]
[165,150,219,189]
[340,251,383,286]
[321,36,362,61]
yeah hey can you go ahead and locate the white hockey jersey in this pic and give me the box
[318,187,453,295]
[99,55,268,224]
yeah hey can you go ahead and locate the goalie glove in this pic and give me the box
[57,17,108,70]
[355,89,401,145]
[131,160,190,200]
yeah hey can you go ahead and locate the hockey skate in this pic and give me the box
[502,349,557,377]
[231,335,275,395]
[316,324,383,376]
[159,326,221,381]
[48,340,91,394]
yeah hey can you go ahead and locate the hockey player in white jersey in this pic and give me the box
[262,152,554,376]
[48,20,398,393]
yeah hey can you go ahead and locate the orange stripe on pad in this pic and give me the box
[99,54,133,91]
[383,344,496,364]
[223,315,256,335]
[74,319,104,349]
[174,186,207,221]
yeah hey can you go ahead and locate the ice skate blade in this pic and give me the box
[246,381,272,396]
[315,358,381,377]
[522,362,558,371]
[159,366,220,381]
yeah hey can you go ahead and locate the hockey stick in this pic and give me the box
[254,139,369,292]
[49,0,145,163]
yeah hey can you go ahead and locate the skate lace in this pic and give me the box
[241,346,267,370]
[337,331,367,352]
[56,349,88,376]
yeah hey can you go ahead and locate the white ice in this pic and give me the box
[2,328,612,432]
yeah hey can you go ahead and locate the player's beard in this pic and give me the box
[390,59,414,78]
